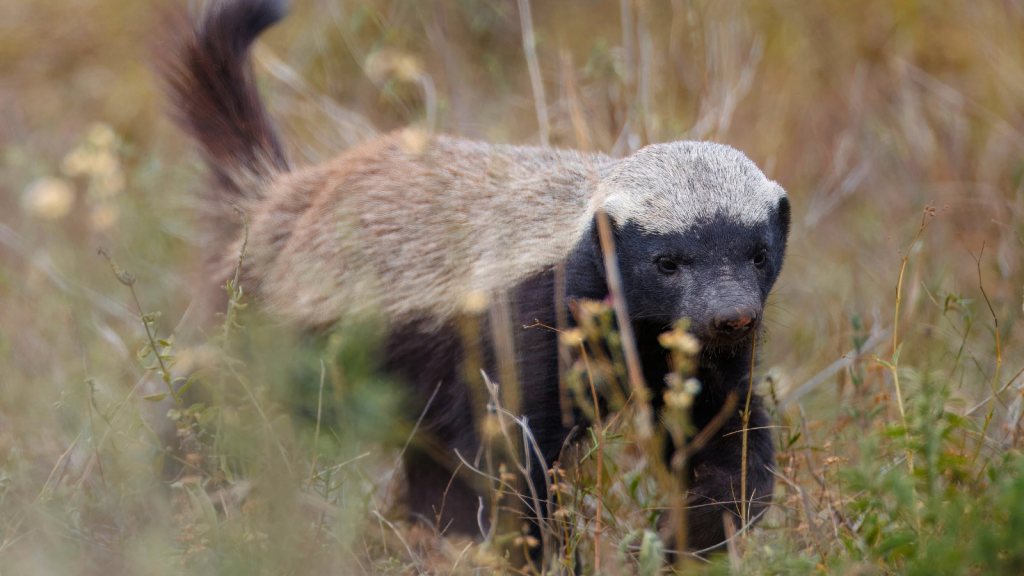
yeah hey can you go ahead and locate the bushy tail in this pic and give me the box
[157,0,290,204]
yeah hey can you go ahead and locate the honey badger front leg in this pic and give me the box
[654,339,776,553]
[676,392,774,551]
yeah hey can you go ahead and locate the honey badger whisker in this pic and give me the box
[158,0,790,554]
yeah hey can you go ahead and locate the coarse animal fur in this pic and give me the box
[158,0,790,552]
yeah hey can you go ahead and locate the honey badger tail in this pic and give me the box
[158,0,291,205]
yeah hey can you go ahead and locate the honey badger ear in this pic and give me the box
[776,195,791,245]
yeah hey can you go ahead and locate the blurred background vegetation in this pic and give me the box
[1,0,1023,574]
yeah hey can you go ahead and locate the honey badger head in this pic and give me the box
[598,141,790,347]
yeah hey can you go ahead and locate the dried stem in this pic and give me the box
[98,247,180,406]
[554,263,575,426]
[595,211,652,440]
[885,205,935,473]
[517,0,549,145]
[221,205,249,353]
[740,332,757,523]
[581,345,603,574]
[560,49,593,151]
[968,242,1002,458]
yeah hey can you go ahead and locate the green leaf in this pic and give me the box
[892,343,904,365]
[882,423,908,438]
[875,530,916,557]
[142,393,168,402]
[629,473,642,499]
[184,484,220,544]
[197,406,218,427]
[617,529,642,573]
[637,530,664,576]
[221,456,234,483]
[787,431,802,449]
[175,375,197,398]
[581,427,601,462]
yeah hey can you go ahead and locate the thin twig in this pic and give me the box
[517,0,549,144]
[581,345,603,573]
[666,506,770,557]
[595,211,652,440]
[683,392,739,457]
[882,205,936,473]
[0,223,133,322]
[965,365,1024,416]
[373,511,424,574]
[384,379,444,505]
[740,333,757,523]
[98,247,181,406]
[967,242,1002,459]
[221,205,249,353]
[779,325,891,410]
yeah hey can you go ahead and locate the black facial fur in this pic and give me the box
[611,209,788,348]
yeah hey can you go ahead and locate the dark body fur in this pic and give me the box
[392,222,777,549]
[158,0,787,553]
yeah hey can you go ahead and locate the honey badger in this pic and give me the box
[159,0,790,551]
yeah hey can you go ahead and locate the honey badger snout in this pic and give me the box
[686,283,763,344]
[712,306,758,337]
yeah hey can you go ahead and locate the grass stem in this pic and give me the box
[740,332,757,524]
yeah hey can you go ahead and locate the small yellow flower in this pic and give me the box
[90,150,119,177]
[578,299,607,318]
[21,177,75,220]
[60,147,92,176]
[512,535,540,548]
[551,481,573,494]
[553,507,572,519]
[401,127,429,154]
[393,54,422,82]
[664,388,694,410]
[86,122,118,150]
[463,290,488,314]
[658,329,701,356]
[559,328,585,347]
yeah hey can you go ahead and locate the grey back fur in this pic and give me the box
[233,130,786,329]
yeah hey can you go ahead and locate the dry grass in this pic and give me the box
[2,0,1023,574]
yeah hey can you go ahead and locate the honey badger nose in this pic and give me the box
[713,307,758,336]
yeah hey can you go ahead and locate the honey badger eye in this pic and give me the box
[753,252,767,267]
[656,257,679,274]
